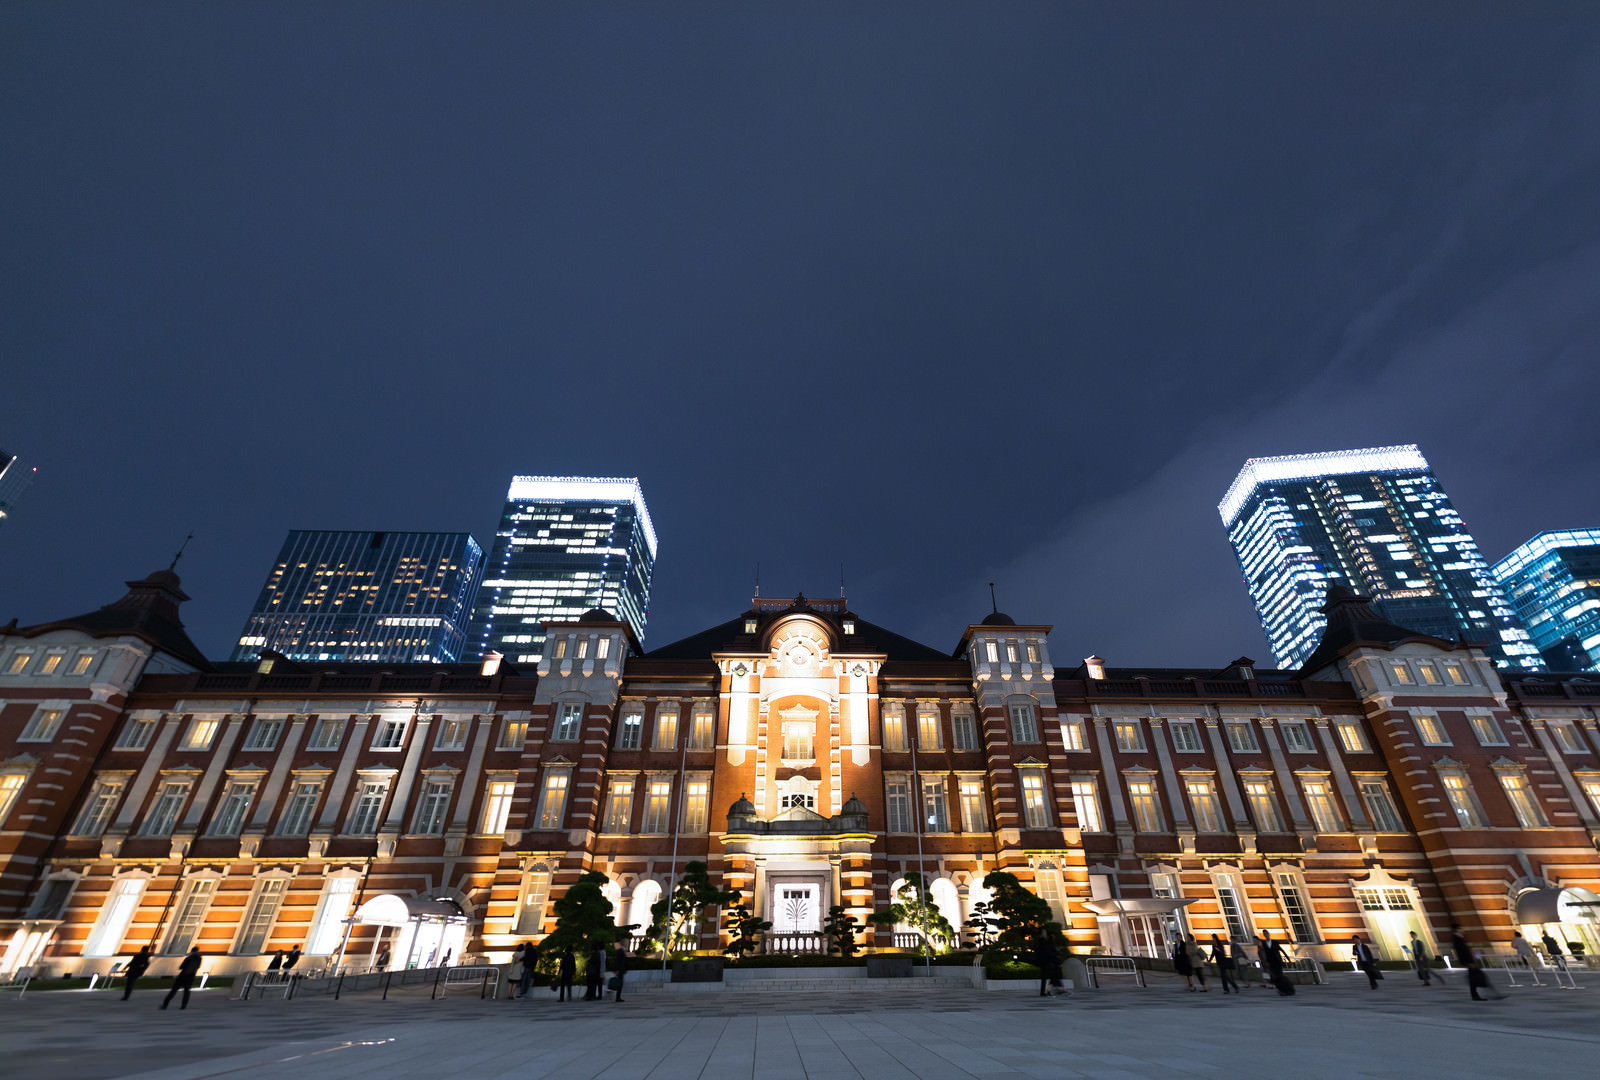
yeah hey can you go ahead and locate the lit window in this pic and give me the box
[0,771,28,825]
[952,712,978,751]
[1441,773,1487,828]
[1549,722,1587,754]
[1443,663,1468,685]
[1010,704,1039,743]
[985,641,998,663]
[1006,644,1019,663]
[1276,874,1319,942]
[1127,781,1164,832]
[882,710,907,751]
[1580,779,1600,818]
[682,780,709,833]
[1335,721,1369,754]
[20,707,66,742]
[1414,713,1449,746]
[1468,714,1508,747]
[498,718,528,750]
[344,780,389,835]
[70,652,95,675]
[372,717,407,749]
[243,717,284,750]
[618,711,643,749]
[413,780,452,834]
[5,652,31,674]
[1361,780,1405,832]
[306,877,358,954]
[39,653,64,675]
[783,722,814,761]
[141,781,191,837]
[1301,780,1344,833]
[1114,721,1143,752]
[1059,717,1087,751]
[596,636,610,659]
[655,708,679,751]
[1070,781,1103,832]
[1280,721,1315,753]
[603,778,634,832]
[1225,722,1259,753]
[886,781,911,832]
[1019,773,1050,828]
[1244,780,1284,832]
[208,781,257,837]
[277,782,322,836]
[918,712,942,750]
[481,779,515,834]
[1187,780,1225,832]
[554,703,582,741]
[71,776,124,836]
[1214,874,1252,939]
[641,779,672,833]
[1170,721,1203,752]
[689,709,715,750]
[117,716,158,750]
[536,772,569,830]
[85,878,146,957]
[1389,662,1413,684]
[959,779,988,832]
[1498,773,1549,828]
[553,637,568,659]
[1417,663,1441,685]
[435,716,470,750]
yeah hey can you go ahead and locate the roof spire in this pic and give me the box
[754,561,760,598]
[989,581,998,614]
[840,562,845,599]
[169,531,195,571]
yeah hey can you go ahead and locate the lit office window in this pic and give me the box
[959,779,988,832]
[481,779,515,834]
[1468,714,1508,747]
[1019,773,1050,828]
[436,716,470,750]
[882,710,907,751]
[1114,721,1144,752]
[1059,718,1088,751]
[689,710,715,750]
[682,780,709,833]
[536,773,569,830]
[1010,704,1039,743]
[1335,721,1370,754]
[1414,713,1450,746]
[498,718,528,750]
[1127,781,1163,832]
[1301,780,1344,833]
[1070,781,1103,832]
[1498,773,1549,828]
[918,712,942,750]
[655,708,679,751]
[603,778,634,832]
[1244,781,1284,832]
[1441,773,1487,828]
[923,778,949,832]
[641,779,672,833]
[1187,780,1225,832]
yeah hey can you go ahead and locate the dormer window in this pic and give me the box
[481,651,503,676]
[1084,656,1106,680]
[842,619,855,635]
[1238,665,1254,681]
[985,642,999,664]
[744,618,758,634]
[257,656,275,675]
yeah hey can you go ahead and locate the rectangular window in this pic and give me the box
[180,716,220,750]
[682,780,709,833]
[882,710,907,751]
[1244,780,1284,832]
[1581,779,1600,818]
[236,878,288,954]
[689,710,715,750]
[1214,875,1252,940]
[1302,780,1344,832]
[1225,722,1259,753]
[308,717,346,750]
[515,869,551,935]
[655,709,679,751]
[959,779,988,832]
[602,778,634,832]
[243,717,284,751]
[85,878,146,957]
[1010,704,1039,743]
[1335,721,1369,754]
[1059,717,1087,751]
[576,636,589,659]
[345,781,389,835]
[1550,722,1587,754]
[20,707,66,742]
[372,717,407,749]
[141,781,190,837]
[1414,713,1449,746]
[70,652,96,675]
[1070,781,1103,832]
[413,780,452,834]
[1150,872,1181,899]
[164,878,217,953]
[918,712,942,750]
[953,712,978,751]
[1170,721,1203,752]
[1417,662,1441,685]
[0,772,27,825]
[1361,781,1405,832]
[1441,773,1486,828]
[618,711,643,749]
[1498,773,1549,828]
[536,773,569,830]
[596,636,610,659]
[5,652,30,674]
[985,641,998,663]
[71,777,124,836]
[1443,662,1468,685]
[783,722,815,761]
[641,779,672,833]
[1006,643,1018,663]
[306,877,358,954]
[1187,780,1225,832]
[117,716,158,750]
[1127,780,1163,832]
[1389,662,1414,684]
[1027,642,1039,663]
[886,781,911,832]
[1276,874,1318,942]
[553,636,568,659]
[1468,713,1508,747]
[1280,721,1315,753]
[554,703,582,741]
[923,778,949,832]
[39,653,64,675]
[277,781,322,836]
[1114,721,1144,752]
[1019,773,1050,828]
[481,779,515,834]
[498,718,528,750]
[435,716,470,750]
[208,781,256,837]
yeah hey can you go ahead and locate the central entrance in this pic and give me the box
[775,885,819,933]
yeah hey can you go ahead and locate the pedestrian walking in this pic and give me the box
[612,940,629,1003]
[507,944,526,1000]
[519,943,537,999]
[160,947,203,1010]
[1184,937,1209,992]
[1511,932,1536,968]
[1259,931,1291,995]
[1452,924,1502,1001]
[1408,931,1437,985]
[265,950,284,973]
[584,943,604,1000]
[375,946,391,971]
[1210,935,1239,994]
[559,945,577,1002]
[1230,940,1253,988]
[121,946,151,1000]
[1172,936,1195,991]
[1541,931,1565,969]
[1351,936,1381,989]
[282,945,301,971]
[1033,931,1066,997]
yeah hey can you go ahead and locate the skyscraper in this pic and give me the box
[1220,444,1540,670]
[0,450,35,529]
[231,531,484,663]
[471,475,657,663]
[1493,529,1600,672]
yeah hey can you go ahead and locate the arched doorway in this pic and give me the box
[628,880,660,944]
[352,894,468,970]
[1515,886,1600,960]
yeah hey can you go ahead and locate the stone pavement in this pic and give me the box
[3,971,1597,1080]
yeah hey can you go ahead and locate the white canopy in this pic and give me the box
[354,893,467,928]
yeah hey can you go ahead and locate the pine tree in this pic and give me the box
[822,905,862,957]
[868,872,953,956]
[649,861,741,955]
[980,871,1067,962]
[722,904,771,957]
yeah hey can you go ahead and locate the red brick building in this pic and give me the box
[2,571,1598,976]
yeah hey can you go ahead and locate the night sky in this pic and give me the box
[4,4,1600,670]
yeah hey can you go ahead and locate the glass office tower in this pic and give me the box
[0,450,35,529]
[1220,445,1540,670]
[231,531,484,663]
[1493,529,1600,672]
[471,476,657,663]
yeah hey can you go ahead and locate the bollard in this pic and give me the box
[335,969,345,1000]
[431,964,443,1000]
[382,970,392,1001]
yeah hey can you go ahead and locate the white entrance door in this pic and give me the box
[775,885,818,933]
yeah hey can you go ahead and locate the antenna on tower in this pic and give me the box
[989,582,998,614]
[840,563,845,599]
[169,532,195,571]
[754,562,760,599]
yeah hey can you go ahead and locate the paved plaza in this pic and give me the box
[3,972,1598,1080]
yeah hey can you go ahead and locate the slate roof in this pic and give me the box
[642,604,948,662]
[1296,583,1456,675]
[5,568,211,671]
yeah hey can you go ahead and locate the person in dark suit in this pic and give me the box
[1210,935,1238,994]
[160,947,203,1010]
[121,946,151,1000]
[612,940,629,1003]
[1351,936,1381,989]
[282,945,301,971]
[1409,931,1436,985]
[584,943,604,1000]
[1452,923,1501,1001]
[266,950,284,973]
[559,945,576,1002]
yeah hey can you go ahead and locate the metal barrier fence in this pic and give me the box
[236,964,497,1002]
[1490,952,1582,989]
[1084,956,1145,988]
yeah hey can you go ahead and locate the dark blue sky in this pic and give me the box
[4,4,1599,668]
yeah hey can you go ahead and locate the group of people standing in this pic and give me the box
[507,939,630,1003]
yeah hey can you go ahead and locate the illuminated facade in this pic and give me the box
[1495,529,1600,672]
[470,476,656,664]
[0,449,34,529]
[230,531,484,664]
[1221,445,1540,670]
[4,572,1600,981]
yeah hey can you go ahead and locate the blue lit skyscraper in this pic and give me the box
[1220,445,1540,670]
[471,476,657,663]
[1493,529,1600,672]
[231,531,484,663]
[0,450,35,529]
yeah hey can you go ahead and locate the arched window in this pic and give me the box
[628,880,661,937]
